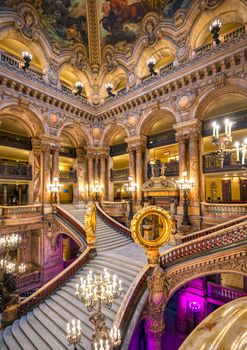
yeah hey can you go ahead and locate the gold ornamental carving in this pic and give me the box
[85,203,96,247]
[130,206,172,265]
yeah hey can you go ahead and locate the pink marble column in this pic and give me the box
[100,155,106,200]
[188,134,200,206]
[128,147,136,201]
[30,138,42,204]
[42,143,51,205]
[87,154,94,201]
[51,146,60,181]
[177,135,188,206]
[136,146,144,205]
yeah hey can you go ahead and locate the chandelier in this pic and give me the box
[48,177,63,204]
[0,234,21,250]
[212,119,247,168]
[0,250,26,274]
[90,180,104,201]
[68,269,122,349]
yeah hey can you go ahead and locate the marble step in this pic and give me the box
[2,325,21,350]
[20,314,49,350]
[96,241,132,252]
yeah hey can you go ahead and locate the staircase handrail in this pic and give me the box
[17,247,91,318]
[178,214,247,244]
[160,219,247,267]
[96,202,132,239]
[56,205,86,240]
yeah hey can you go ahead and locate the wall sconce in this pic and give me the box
[75,81,83,96]
[147,58,157,76]
[105,83,115,98]
[209,19,222,46]
[22,51,32,71]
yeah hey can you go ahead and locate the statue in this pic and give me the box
[0,271,20,327]
[85,203,96,246]
[160,162,167,177]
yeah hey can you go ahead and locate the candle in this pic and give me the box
[67,322,71,334]
[77,319,81,332]
[235,141,240,162]
[224,119,229,134]
[95,342,98,350]
[228,121,232,137]
[216,124,220,138]
[242,149,246,165]
[118,329,121,340]
[119,280,122,290]
[212,122,216,137]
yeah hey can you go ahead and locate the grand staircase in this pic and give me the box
[0,205,144,350]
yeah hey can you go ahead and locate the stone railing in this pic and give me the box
[207,282,247,303]
[202,153,246,173]
[59,146,76,158]
[0,163,32,180]
[101,201,128,218]
[0,130,32,150]
[147,160,179,178]
[110,143,128,157]
[59,170,77,183]
[56,205,86,241]
[17,247,91,318]
[147,129,176,149]
[178,215,247,244]
[96,203,132,239]
[0,204,42,219]
[160,220,247,267]
[201,202,247,217]
[16,271,42,293]
[110,168,129,182]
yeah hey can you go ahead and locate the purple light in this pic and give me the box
[189,301,200,313]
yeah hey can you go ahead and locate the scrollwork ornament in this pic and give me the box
[71,47,88,71]
[142,13,159,46]
[198,0,224,10]
[15,5,39,40]
[48,59,59,86]
[103,47,117,73]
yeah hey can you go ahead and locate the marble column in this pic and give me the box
[87,153,94,201]
[136,146,144,205]
[100,155,106,200]
[128,147,136,202]
[30,138,42,204]
[176,287,188,338]
[42,143,51,206]
[177,135,188,206]
[188,133,200,207]
[73,148,86,204]
[95,157,99,183]
[3,184,7,205]
[107,156,114,201]
[51,146,60,181]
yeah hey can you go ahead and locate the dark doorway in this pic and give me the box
[222,180,232,202]
[240,179,247,201]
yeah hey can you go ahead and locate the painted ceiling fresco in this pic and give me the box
[2,0,88,48]
[99,0,189,50]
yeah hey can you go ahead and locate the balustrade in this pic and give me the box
[59,146,76,158]
[0,162,32,180]
[147,160,179,178]
[160,220,247,267]
[0,130,32,150]
[110,168,129,182]
[16,271,42,293]
[0,204,42,218]
[147,129,176,149]
[101,201,128,218]
[203,153,246,173]
[207,282,247,302]
[110,143,128,157]
[201,202,247,217]
[59,170,77,183]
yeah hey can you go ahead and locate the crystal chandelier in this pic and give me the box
[0,251,26,274]
[90,180,104,201]
[69,269,122,350]
[212,119,247,168]
[48,177,63,204]
[0,234,21,250]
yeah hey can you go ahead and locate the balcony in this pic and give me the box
[207,282,247,303]
[147,130,176,149]
[147,160,179,178]
[203,153,246,173]
[0,162,32,180]
[110,143,128,157]
[101,201,128,219]
[59,146,77,159]
[0,130,32,150]
[110,168,129,182]
[59,170,77,183]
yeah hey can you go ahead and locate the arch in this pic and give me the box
[193,83,247,121]
[58,122,93,147]
[100,123,129,146]
[0,103,47,137]
[137,108,177,136]
[100,67,128,99]
[189,0,247,49]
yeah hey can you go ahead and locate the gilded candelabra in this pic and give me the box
[71,269,122,350]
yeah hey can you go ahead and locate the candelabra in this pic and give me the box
[67,319,82,349]
[124,176,137,221]
[75,81,83,96]
[91,180,104,202]
[22,51,32,71]
[176,170,194,226]
[147,58,157,76]
[48,177,63,205]
[0,250,26,274]
[105,83,115,98]
[212,119,247,168]
[209,19,222,46]
[73,269,122,350]
[0,234,21,250]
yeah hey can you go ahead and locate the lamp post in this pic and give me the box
[189,301,200,329]
[209,19,222,46]
[124,176,137,221]
[48,177,63,205]
[75,81,83,96]
[147,58,157,76]
[105,83,115,98]
[22,51,32,71]
[176,170,194,226]
[91,180,104,202]
[73,269,122,350]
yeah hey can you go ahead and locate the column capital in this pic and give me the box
[76,147,86,158]
[173,119,202,139]
[125,135,147,151]
[31,138,42,151]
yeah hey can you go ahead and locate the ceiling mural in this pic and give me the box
[2,0,88,49]
[99,0,188,51]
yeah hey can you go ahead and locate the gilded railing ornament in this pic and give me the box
[85,203,96,247]
[130,206,172,265]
